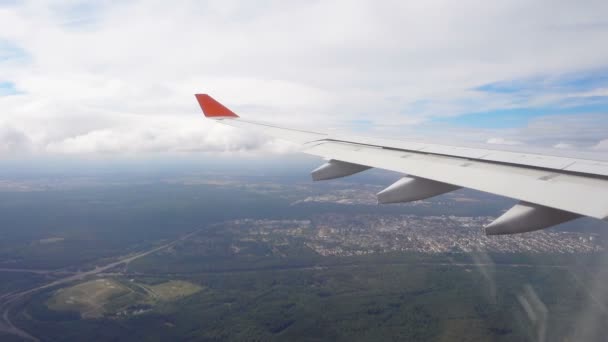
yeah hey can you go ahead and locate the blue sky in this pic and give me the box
[0,1,607,156]
[438,103,608,129]
[0,81,18,96]
[437,70,608,129]
[0,40,26,61]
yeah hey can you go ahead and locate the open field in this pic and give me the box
[21,259,607,342]
[45,278,203,320]
[46,279,130,319]
[2,174,607,341]
[146,280,203,301]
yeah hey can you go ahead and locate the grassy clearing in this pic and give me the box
[46,279,130,318]
[46,278,202,319]
[147,280,203,301]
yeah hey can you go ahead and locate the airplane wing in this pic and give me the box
[195,94,608,235]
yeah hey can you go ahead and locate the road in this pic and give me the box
[0,229,573,341]
[0,230,199,342]
[0,268,76,275]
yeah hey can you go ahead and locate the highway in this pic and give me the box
[0,228,572,341]
[0,230,199,341]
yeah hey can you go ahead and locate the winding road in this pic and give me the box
[0,230,199,341]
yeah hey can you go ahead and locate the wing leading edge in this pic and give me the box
[195,94,608,235]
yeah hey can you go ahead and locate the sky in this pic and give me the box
[1,0,608,159]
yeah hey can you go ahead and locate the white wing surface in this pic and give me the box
[195,94,608,235]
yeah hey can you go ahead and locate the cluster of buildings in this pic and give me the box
[227,214,603,257]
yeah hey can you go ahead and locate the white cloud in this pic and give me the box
[0,0,607,156]
[486,137,523,146]
[0,124,31,155]
[553,142,574,149]
[593,140,608,151]
[43,116,299,156]
[567,88,608,98]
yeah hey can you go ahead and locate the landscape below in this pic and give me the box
[1,164,607,341]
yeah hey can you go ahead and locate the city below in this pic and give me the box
[226,214,603,256]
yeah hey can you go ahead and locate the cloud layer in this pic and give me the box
[1,0,608,156]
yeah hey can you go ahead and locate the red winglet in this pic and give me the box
[195,94,239,118]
